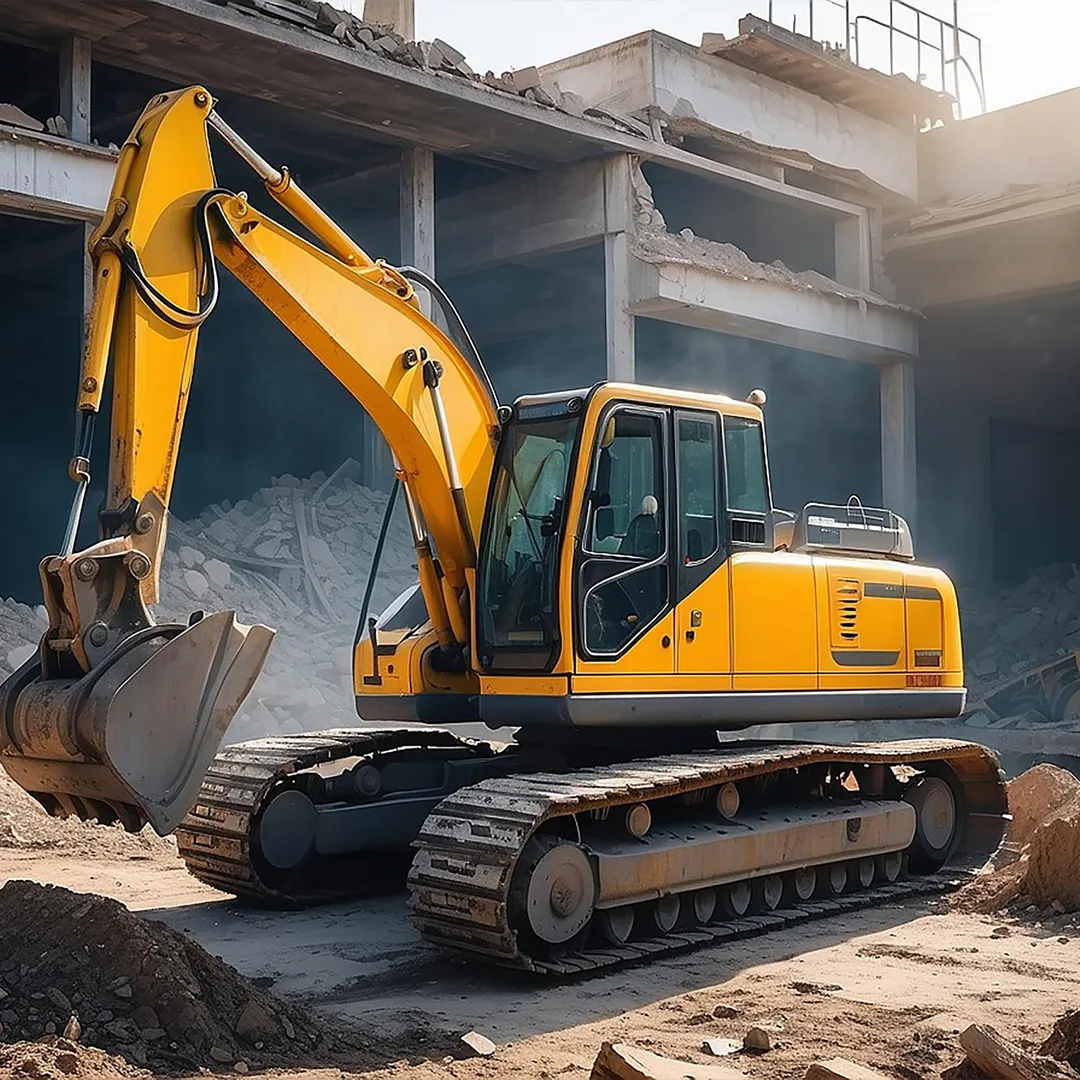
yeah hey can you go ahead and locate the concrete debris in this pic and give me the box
[0,103,45,132]
[0,463,417,743]
[702,1037,741,1056]
[206,0,647,134]
[959,562,1080,709]
[957,1023,1077,1080]
[628,160,909,312]
[804,1060,893,1080]
[459,1031,496,1058]
[591,1040,747,1079]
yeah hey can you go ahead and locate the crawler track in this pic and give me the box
[175,727,487,903]
[408,738,1006,974]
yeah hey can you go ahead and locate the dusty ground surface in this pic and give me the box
[2,840,1080,1080]
[4,762,1080,1079]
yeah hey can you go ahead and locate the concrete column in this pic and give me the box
[362,0,414,39]
[400,147,435,282]
[834,211,872,292]
[880,359,917,537]
[59,36,92,143]
[60,36,94,338]
[603,155,634,382]
[363,147,436,491]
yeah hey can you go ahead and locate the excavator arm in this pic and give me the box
[0,86,498,834]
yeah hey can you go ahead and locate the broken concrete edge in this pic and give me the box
[203,0,653,138]
[626,158,913,314]
[629,231,914,313]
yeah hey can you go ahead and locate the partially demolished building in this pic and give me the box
[2,1,1079,730]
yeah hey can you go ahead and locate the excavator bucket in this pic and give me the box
[0,611,274,836]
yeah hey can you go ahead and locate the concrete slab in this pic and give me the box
[629,257,918,363]
[544,32,918,201]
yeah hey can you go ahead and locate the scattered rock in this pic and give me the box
[460,1031,496,1058]
[702,1038,741,1056]
[804,1059,893,1080]
[235,999,277,1043]
[713,1005,741,1019]
[591,1041,747,1079]
[742,1027,772,1052]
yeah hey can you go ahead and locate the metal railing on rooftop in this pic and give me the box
[758,0,986,117]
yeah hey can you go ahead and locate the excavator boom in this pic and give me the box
[0,86,497,834]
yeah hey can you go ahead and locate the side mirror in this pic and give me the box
[595,506,615,541]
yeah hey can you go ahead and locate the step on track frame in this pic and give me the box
[408,738,1007,974]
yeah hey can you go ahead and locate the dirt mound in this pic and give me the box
[1043,1011,1080,1071]
[0,767,174,859]
[1004,764,1080,847]
[0,881,369,1072]
[953,765,1080,914]
[0,1037,151,1080]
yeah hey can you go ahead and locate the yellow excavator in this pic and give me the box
[0,87,1006,973]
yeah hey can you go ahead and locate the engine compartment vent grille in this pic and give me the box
[835,577,860,644]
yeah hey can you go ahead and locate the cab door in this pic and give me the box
[574,405,675,682]
[673,411,731,684]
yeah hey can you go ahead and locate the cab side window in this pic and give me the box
[582,410,668,655]
[723,416,769,546]
[677,415,719,565]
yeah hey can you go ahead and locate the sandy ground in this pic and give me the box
[2,843,1079,1080]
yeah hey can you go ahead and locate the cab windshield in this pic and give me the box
[477,408,582,671]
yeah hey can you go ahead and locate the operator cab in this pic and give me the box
[475,384,776,676]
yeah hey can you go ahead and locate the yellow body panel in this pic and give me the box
[730,552,817,684]
[675,570,731,684]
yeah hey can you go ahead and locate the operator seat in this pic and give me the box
[619,494,661,559]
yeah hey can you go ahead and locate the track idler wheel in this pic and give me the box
[511,835,596,955]
[904,773,960,872]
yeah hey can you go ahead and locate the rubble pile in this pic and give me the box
[628,161,907,310]
[958,562,1080,704]
[209,0,651,136]
[156,464,416,739]
[0,881,362,1072]
[0,462,417,742]
[953,763,1080,914]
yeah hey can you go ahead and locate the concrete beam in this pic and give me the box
[59,36,92,144]
[880,360,917,535]
[628,260,918,364]
[438,160,606,275]
[888,209,1080,309]
[0,127,114,222]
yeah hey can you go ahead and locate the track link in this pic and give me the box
[408,738,1007,974]
[175,727,486,903]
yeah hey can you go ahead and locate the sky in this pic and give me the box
[339,0,1080,117]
